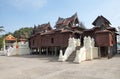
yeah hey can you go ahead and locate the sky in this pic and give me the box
[0,0,120,34]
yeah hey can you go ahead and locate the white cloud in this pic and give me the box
[8,0,47,10]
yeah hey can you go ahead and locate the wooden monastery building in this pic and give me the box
[29,13,117,58]
[83,15,117,58]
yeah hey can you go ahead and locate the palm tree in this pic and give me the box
[0,26,5,33]
[0,26,5,50]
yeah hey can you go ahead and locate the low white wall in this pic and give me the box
[4,42,30,56]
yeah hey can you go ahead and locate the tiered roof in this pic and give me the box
[54,13,80,29]
[5,34,16,41]
[31,13,85,37]
[32,22,52,34]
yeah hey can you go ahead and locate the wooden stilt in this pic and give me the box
[54,47,57,56]
[41,48,43,55]
[46,47,48,56]
[37,48,39,54]
[108,46,111,59]
[52,47,54,56]
[39,48,41,55]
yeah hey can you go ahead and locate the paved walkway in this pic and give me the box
[0,54,120,79]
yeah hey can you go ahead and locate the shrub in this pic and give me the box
[0,37,3,50]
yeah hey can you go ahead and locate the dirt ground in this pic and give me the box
[0,54,120,79]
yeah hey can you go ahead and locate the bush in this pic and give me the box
[0,37,3,50]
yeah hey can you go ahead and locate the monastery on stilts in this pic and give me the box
[29,13,117,59]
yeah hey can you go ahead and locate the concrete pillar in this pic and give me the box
[98,47,101,58]
[108,46,111,59]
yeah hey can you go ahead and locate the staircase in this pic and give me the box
[67,46,81,61]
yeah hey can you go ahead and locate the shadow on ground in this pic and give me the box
[114,54,120,58]
[10,55,60,62]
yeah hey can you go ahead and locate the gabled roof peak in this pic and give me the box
[54,13,80,29]
[92,15,111,26]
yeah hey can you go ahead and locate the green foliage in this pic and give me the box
[0,37,4,49]
[13,27,33,39]
[0,26,5,33]
[0,26,5,49]
[4,32,13,36]
[0,27,33,49]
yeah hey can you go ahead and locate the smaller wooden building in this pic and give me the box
[5,34,17,48]
[82,15,117,58]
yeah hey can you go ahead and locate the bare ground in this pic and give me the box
[0,54,120,79]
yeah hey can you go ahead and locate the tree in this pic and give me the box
[13,27,33,39]
[0,26,5,49]
[4,32,13,36]
[0,26,5,33]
